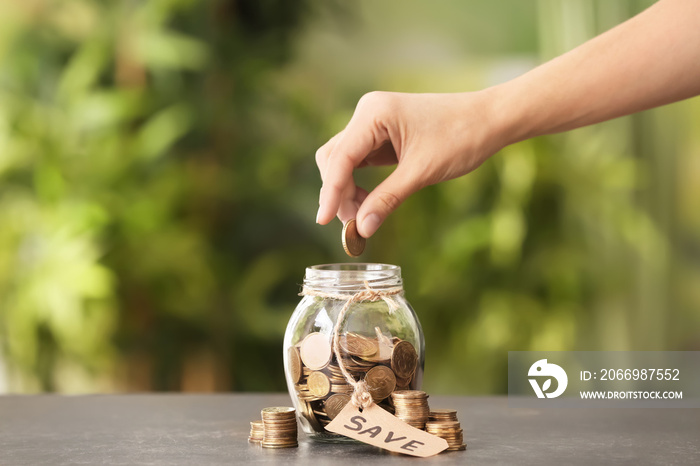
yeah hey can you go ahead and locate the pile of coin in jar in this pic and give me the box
[288,329,419,428]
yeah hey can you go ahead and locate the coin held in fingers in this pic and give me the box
[342,218,366,257]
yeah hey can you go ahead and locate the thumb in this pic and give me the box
[356,167,417,238]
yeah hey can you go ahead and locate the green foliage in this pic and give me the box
[1,0,698,394]
[0,0,320,392]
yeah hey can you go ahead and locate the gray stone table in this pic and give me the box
[0,394,698,465]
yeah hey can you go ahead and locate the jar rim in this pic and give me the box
[303,263,402,293]
[307,263,399,272]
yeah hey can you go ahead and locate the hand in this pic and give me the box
[315,1,700,239]
[315,90,507,238]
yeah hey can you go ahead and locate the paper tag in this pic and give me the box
[325,402,448,457]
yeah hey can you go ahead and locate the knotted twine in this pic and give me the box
[300,281,403,410]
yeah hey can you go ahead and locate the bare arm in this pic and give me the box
[497,0,700,143]
[316,0,700,238]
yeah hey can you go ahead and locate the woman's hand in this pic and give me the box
[314,0,700,239]
[315,90,508,238]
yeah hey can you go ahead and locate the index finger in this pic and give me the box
[317,123,386,225]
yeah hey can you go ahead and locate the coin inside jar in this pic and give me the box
[287,346,302,384]
[342,218,366,257]
[391,340,418,379]
[307,371,331,397]
[340,333,378,358]
[365,365,396,401]
[324,394,351,420]
[300,332,332,370]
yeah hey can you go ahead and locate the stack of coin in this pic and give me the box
[429,409,458,422]
[391,390,430,430]
[248,420,264,443]
[289,328,419,432]
[327,365,353,394]
[261,407,298,449]
[425,420,466,451]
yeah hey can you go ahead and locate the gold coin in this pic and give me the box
[260,407,298,449]
[307,371,331,397]
[325,394,351,420]
[361,340,393,362]
[312,408,331,418]
[261,406,295,414]
[394,374,412,389]
[261,407,295,414]
[342,218,366,257]
[391,340,418,379]
[262,443,298,449]
[261,407,296,421]
[391,390,427,399]
[447,444,467,451]
[249,420,264,442]
[297,400,323,431]
[425,417,464,451]
[288,346,302,384]
[365,365,396,401]
[330,384,353,394]
[339,333,378,358]
[429,409,458,421]
[300,332,332,370]
[393,389,430,429]
[426,420,460,429]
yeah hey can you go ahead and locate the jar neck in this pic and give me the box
[303,263,403,295]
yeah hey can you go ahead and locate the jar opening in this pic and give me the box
[303,263,402,293]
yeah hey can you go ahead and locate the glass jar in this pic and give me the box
[283,263,425,442]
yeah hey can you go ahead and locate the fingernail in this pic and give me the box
[316,206,321,224]
[361,213,381,238]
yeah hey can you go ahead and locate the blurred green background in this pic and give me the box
[1,0,698,394]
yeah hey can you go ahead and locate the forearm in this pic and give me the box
[492,0,700,145]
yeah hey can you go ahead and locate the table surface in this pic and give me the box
[0,394,698,465]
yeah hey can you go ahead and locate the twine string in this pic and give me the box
[300,281,402,410]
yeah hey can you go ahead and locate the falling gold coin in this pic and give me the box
[342,218,366,257]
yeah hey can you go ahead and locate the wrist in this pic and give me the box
[479,82,534,150]
[458,85,527,159]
